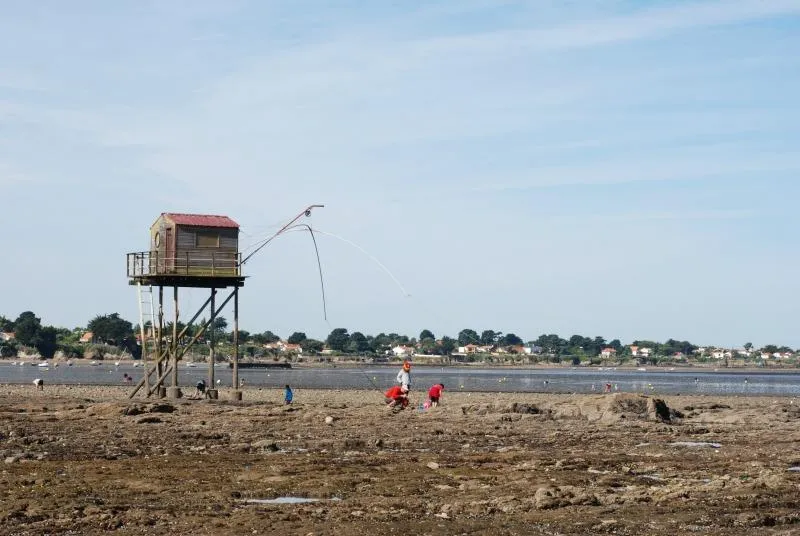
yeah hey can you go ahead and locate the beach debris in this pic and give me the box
[669,441,722,448]
[324,416,334,425]
[426,461,440,470]
[373,438,384,448]
[787,467,800,472]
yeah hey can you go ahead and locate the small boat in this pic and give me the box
[67,361,73,366]
[115,361,120,367]
[38,362,49,367]
[637,367,647,372]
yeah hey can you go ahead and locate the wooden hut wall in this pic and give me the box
[219,228,238,249]
[172,225,238,275]
[175,226,238,252]
[150,217,167,255]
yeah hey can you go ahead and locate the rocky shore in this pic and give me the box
[1,385,799,535]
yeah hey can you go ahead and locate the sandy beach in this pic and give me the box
[1,385,799,535]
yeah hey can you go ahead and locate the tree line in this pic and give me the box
[0,311,795,360]
[0,312,139,359]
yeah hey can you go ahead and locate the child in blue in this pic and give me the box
[284,385,293,405]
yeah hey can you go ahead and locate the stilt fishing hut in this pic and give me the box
[126,206,324,400]
[126,213,246,400]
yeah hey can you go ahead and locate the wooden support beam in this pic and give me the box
[128,288,237,398]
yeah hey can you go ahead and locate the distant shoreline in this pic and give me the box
[2,357,798,374]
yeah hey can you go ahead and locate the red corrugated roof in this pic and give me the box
[163,213,239,228]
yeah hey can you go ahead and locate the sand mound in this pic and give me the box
[458,394,684,423]
[590,394,682,423]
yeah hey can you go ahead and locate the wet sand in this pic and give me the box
[1,385,799,535]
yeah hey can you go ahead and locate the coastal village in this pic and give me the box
[1,328,796,367]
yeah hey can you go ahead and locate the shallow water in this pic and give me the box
[1,361,799,397]
[244,497,327,504]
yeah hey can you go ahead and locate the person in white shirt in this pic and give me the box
[396,360,411,389]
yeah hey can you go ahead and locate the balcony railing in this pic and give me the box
[127,251,243,278]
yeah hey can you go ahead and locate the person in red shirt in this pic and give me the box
[385,384,409,409]
[427,383,444,408]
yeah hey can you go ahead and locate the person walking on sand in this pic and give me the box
[284,384,293,405]
[385,385,409,410]
[396,360,411,390]
[427,383,445,408]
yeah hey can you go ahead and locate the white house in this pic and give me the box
[711,349,732,359]
[392,345,414,357]
[600,347,617,358]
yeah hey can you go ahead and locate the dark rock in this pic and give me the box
[122,405,144,416]
[147,403,176,414]
[510,403,540,414]
[136,416,162,424]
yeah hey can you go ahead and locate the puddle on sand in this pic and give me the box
[244,497,342,505]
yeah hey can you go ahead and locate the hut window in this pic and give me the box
[196,230,219,248]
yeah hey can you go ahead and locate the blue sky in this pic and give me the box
[2,0,799,347]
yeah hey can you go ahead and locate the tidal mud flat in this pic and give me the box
[1,386,800,535]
